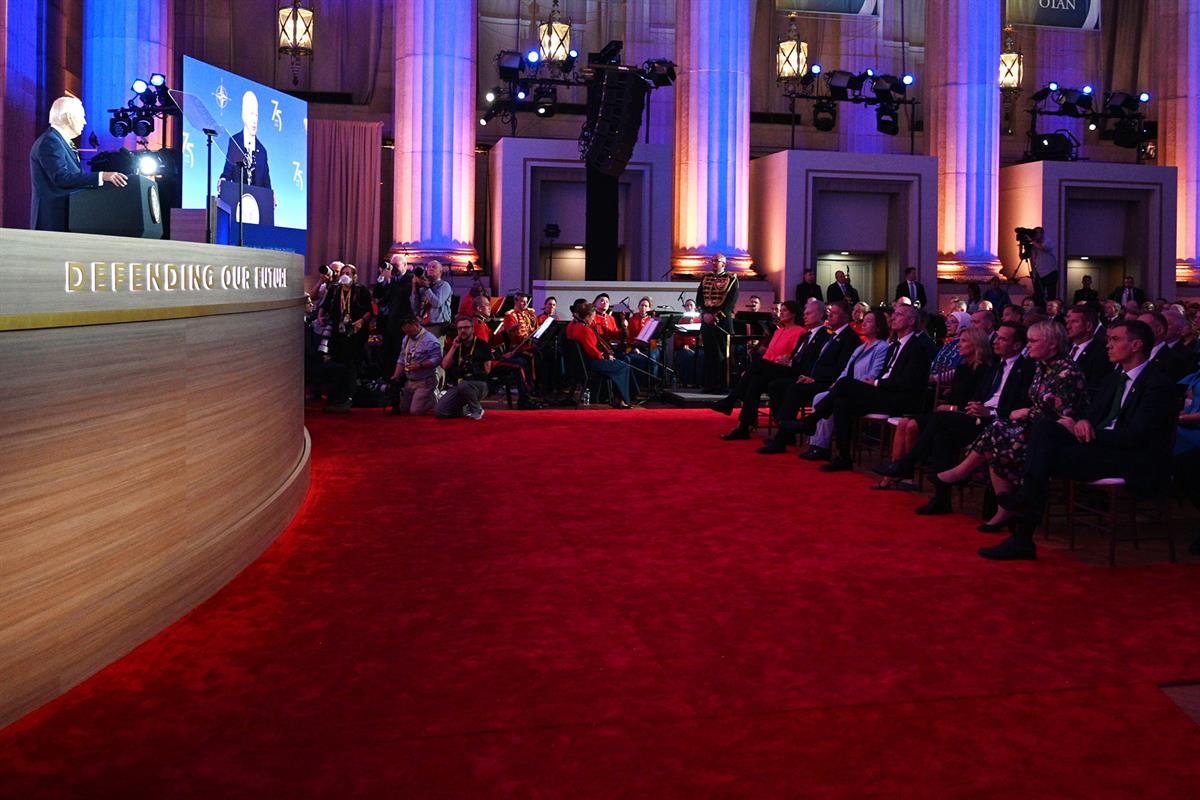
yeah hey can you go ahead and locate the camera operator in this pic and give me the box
[388,316,442,416]
[1016,226,1058,305]
[411,259,454,340]
[318,263,373,413]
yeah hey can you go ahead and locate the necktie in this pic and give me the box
[880,340,900,377]
[1098,373,1129,429]
[1123,289,1131,305]
[909,282,916,300]
[1069,344,1080,361]
[789,334,811,368]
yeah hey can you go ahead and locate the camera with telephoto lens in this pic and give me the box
[1014,226,1037,260]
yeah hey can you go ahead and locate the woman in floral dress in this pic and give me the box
[933,321,1088,529]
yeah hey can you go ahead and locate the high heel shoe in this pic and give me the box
[929,471,969,489]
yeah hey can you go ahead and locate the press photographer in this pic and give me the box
[1015,226,1058,304]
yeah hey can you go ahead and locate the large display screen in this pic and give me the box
[179,56,308,241]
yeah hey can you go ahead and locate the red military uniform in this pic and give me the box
[625,312,659,351]
[592,312,622,348]
[502,307,538,349]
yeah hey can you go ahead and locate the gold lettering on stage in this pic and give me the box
[65,262,86,292]
[58,259,288,295]
[148,263,163,291]
[92,262,110,292]
[165,263,180,291]
[129,263,146,292]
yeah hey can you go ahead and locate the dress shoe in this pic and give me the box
[756,441,787,455]
[781,417,819,437]
[873,460,914,480]
[915,492,952,515]
[710,399,735,416]
[721,426,751,441]
[799,446,831,461]
[928,471,968,489]
[978,535,1037,561]
[819,457,853,472]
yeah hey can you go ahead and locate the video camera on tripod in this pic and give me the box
[1014,226,1038,262]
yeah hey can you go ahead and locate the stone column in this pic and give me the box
[925,0,1002,281]
[82,0,173,153]
[672,0,752,276]
[1155,2,1200,285]
[393,0,478,271]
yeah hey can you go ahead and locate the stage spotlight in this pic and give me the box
[479,107,499,127]
[594,40,623,65]
[149,73,166,87]
[644,59,676,88]
[132,110,155,138]
[871,74,908,104]
[875,103,900,136]
[485,87,498,103]
[109,110,131,138]
[534,86,557,117]
[811,64,822,75]
[1030,130,1077,161]
[498,51,524,81]
[1055,87,1093,116]
[525,49,541,66]
[562,48,579,71]
[865,68,875,77]
[848,71,871,94]
[136,151,163,177]
[1139,91,1151,103]
[131,78,149,95]
[813,98,837,132]
[825,70,855,101]
[1048,81,1059,91]
[902,73,915,86]
[1031,85,1054,103]
[515,84,528,100]
[1082,84,1093,95]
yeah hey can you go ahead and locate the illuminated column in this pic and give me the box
[393,0,478,271]
[82,0,173,153]
[1155,2,1200,284]
[925,0,1002,280]
[672,0,752,275]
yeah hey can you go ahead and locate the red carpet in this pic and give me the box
[2,408,1200,797]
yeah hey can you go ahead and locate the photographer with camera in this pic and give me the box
[387,316,442,416]
[1015,226,1058,305]
[318,263,374,413]
[435,315,494,420]
[411,259,454,340]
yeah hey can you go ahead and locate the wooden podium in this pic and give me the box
[67,174,164,239]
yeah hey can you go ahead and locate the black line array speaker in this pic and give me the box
[580,67,647,178]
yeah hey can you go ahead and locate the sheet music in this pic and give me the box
[636,318,659,343]
[532,316,555,339]
[676,322,701,333]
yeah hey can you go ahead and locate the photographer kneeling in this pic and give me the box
[388,316,442,416]
[435,315,493,420]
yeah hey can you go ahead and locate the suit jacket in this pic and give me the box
[789,327,831,376]
[807,326,861,384]
[1072,288,1099,306]
[972,355,1035,420]
[1070,332,1111,391]
[1150,343,1195,385]
[826,282,860,305]
[1084,365,1179,493]
[29,127,100,231]
[1107,286,1146,306]
[877,333,936,411]
[220,131,272,190]
[894,280,927,306]
[795,282,823,304]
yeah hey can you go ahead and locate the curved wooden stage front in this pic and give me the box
[0,229,310,727]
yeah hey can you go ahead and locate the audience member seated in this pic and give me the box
[435,315,494,420]
[756,301,861,452]
[494,291,543,410]
[1101,299,1122,329]
[1000,304,1024,326]
[874,322,1033,509]
[779,309,891,461]
[1046,299,1064,324]
[932,321,1087,533]
[1164,308,1200,376]
[1140,310,1195,384]
[712,299,809,439]
[566,302,634,408]
[970,308,996,342]
[987,320,1179,560]
[875,327,995,489]
[388,316,442,416]
[1064,306,1110,393]
[625,296,662,387]
[931,311,972,378]
[850,301,870,335]
[793,303,935,471]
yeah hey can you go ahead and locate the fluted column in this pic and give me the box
[672,0,752,276]
[925,0,1002,280]
[393,0,478,271]
[82,0,173,153]
[1155,2,1200,285]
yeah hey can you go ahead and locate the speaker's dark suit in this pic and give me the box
[1021,364,1179,504]
[220,131,272,190]
[895,280,927,306]
[29,127,101,231]
[813,332,936,458]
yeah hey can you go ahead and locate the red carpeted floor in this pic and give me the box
[3,408,1200,798]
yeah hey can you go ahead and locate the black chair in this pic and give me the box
[562,338,614,406]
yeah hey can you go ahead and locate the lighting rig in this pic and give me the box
[778,64,919,150]
[1023,81,1154,162]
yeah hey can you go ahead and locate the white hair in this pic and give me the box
[48,96,84,128]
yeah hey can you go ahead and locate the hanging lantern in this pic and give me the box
[777,14,808,82]
[278,0,315,86]
[999,26,1023,91]
[539,0,572,64]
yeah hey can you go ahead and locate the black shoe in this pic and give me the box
[995,491,1037,515]
[710,399,735,416]
[977,519,1015,533]
[799,446,831,461]
[915,491,952,515]
[873,460,914,480]
[756,441,788,455]
[721,426,752,441]
[928,471,968,489]
[819,457,853,472]
[782,417,819,437]
[978,535,1037,561]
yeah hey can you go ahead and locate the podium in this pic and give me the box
[217,182,275,230]
[68,175,163,239]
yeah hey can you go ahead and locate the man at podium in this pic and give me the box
[29,96,128,231]
[219,90,272,192]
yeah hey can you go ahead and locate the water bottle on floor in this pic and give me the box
[581,388,591,406]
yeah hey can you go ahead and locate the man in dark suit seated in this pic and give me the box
[1065,306,1110,394]
[795,269,824,304]
[894,267,928,307]
[29,96,128,231]
[794,304,935,471]
[874,322,1034,512]
[826,270,860,305]
[1108,275,1146,308]
[219,91,272,192]
[1140,310,1195,384]
[758,301,861,453]
[988,320,1179,560]
[1072,275,1099,307]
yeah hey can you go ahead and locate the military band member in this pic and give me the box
[697,253,739,392]
[592,293,623,350]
